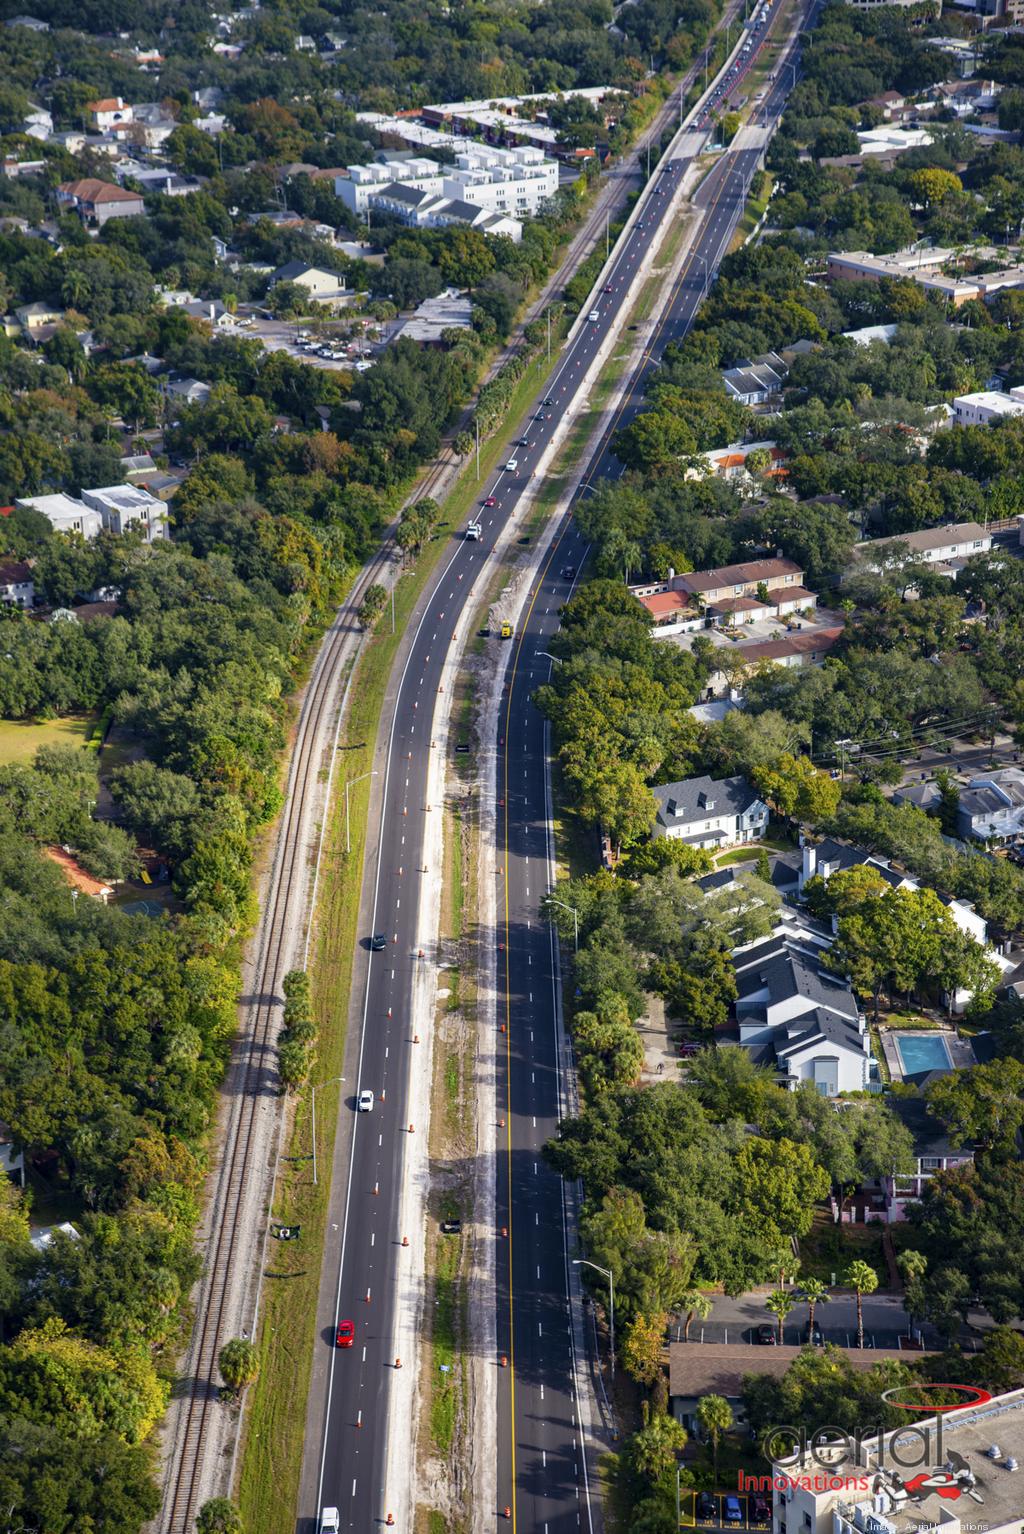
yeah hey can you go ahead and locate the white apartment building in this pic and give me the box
[953,386,1024,424]
[335,157,445,214]
[16,493,103,540]
[81,484,168,541]
[336,145,558,220]
[770,1386,1024,1534]
[17,485,168,542]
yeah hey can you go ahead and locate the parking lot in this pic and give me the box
[683,1490,771,1530]
[233,312,390,370]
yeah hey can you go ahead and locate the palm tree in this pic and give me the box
[897,1249,928,1340]
[766,1288,795,1345]
[680,1289,713,1342]
[697,1393,734,1482]
[801,1277,830,1339]
[218,1337,259,1395]
[845,1260,879,1349]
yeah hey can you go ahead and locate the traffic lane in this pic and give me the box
[318,533,500,1519]
[495,556,589,1526]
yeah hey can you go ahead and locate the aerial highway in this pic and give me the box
[305,3,816,1527]
[491,21,823,1534]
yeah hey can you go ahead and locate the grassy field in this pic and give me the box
[0,713,95,765]
[798,1214,888,1289]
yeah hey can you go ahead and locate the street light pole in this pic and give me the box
[548,896,578,952]
[345,770,378,855]
[574,1258,614,1381]
[310,1075,343,1185]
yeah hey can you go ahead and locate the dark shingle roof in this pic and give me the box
[652,774,759,830]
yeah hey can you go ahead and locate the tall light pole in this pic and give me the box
[574,1258,615,1381]
[310,1074,343,1185]
[345,770,378,855]
[548,895,578,952]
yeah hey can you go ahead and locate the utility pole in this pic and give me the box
[574,1259,615,1382]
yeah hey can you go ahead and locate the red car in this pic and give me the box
[603,285,613,293]
[336,1319,355,1348]
[483,496,497,508]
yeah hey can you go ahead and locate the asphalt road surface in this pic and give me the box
[491,18,823,1534]
[309,6,817,1527]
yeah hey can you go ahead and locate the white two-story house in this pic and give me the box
[651,774,769,850]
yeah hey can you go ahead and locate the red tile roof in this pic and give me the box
[59,178,142,204]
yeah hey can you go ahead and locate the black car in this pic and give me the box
[561,565,577,580]
[370,933,388,951]
[751,1495,771,1524]
[440,1218,462,1234]
[696,1492,717,1522]
[756,1323,777,1345]
[541,396,554,406]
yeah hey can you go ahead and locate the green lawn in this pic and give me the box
[0,714,95,765]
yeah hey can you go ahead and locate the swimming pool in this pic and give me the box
[895,1032,953,1075]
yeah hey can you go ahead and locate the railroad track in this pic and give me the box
[163,542,394,1533]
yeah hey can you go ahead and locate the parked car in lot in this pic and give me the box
[696,1492,717,1522]
[756,1324,777,1345]
[804,1322,824,1346]
[751,1494,771,1524]
[723,1496,743,1525]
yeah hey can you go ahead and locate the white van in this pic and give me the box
[320,1510,340,1534]
[588,309,600,322]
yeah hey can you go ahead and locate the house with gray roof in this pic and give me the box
[731,910,870,1096]
[956,767,1024,843]
[882,1095,975,1221]
[651,774,768,850]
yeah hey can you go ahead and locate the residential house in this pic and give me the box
[30,1221,81,1254]
[5,14,50,29]
[80,484,168,542]
[162,376,212,406]
[867,89,907,118]
[799,837,1000,1011]
[722,353,787,406]
[731,908,871,1095]
[702,628,844,695]
[1,156,46,178]
[0,1131,24,1186]
[86,97,133,131]
[0,559,33,608]
[882,1094,975,1221]
[957,767,1024,843]
[57,178,145,226]
[954,387,1024,424]
[15,493,103,539]
[840,322,898,345]
[43,846,114,903]
[172,298,235,328]
[631,557,815,628]
[270,261,350,303]
[846,520,992,581]
[650,773,769,849]
[14,301,65,342]
[336,155,445,214]
[22,105,53,140]
[689,439,787,480]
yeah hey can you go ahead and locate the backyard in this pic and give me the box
[0,713,95,766]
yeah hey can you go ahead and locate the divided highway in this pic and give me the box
[492,23,821,1534]
[307,6,816,1527]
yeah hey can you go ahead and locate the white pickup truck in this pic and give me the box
[320,1509,340,1534]
[466,520,482,541]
